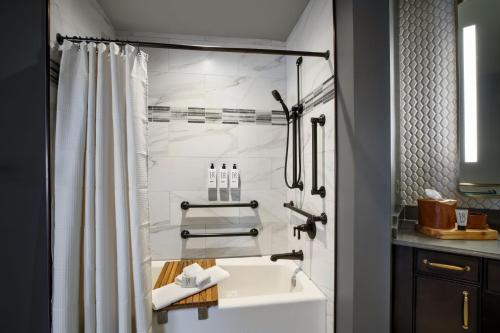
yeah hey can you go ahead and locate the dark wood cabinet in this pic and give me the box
[392,246,500,333]
[482,260,500,333]
[482,292,500,333]
[415,276,478,333]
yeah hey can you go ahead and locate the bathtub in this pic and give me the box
[151,256,326,333]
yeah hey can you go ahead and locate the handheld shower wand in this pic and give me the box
[272,90,290,122]
[271,57,304,191]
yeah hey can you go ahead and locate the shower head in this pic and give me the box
[272,90,282,102]
[271,90,290,121]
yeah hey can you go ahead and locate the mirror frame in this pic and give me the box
[455,0,500,198]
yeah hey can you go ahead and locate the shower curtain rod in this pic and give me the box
[56,33,330,59]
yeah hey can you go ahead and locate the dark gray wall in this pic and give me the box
[0,0,51,332]
[335,0,392,332]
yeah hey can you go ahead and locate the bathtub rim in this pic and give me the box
[151,256,326,309]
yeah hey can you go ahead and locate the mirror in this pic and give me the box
[458,0,500,197]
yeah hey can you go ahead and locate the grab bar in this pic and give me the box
[311,114,326,197]
[181,228,259,239]
[283,201,327,225]
[181,200,258,210]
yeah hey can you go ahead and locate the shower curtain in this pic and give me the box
[52,41,151,333]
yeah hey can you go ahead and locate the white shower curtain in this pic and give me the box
[52,41,151,333]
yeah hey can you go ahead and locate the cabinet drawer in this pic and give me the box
[416,250,480,283]
[486,259,500,292]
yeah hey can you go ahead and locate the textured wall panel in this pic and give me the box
[398,0,500,209]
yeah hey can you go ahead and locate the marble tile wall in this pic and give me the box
[285,0,336,332]
[148,121,289,260]
[144,34,290,261]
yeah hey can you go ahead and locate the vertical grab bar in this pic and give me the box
[311,114,326,197]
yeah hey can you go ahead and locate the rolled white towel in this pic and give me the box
[174,269,212,288]
[175,263,204,287]
[174,274,185,286]
[194,269,211,288]
[183,263,203,276]
[152,266,230,310]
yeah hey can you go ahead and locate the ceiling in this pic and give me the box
[96,0,310,41]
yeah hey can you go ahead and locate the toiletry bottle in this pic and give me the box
[456,209,468,231]
[207,163,217,189]
[219,163,228,188]
[230,163,239,189]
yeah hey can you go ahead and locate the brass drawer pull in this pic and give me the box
[462,291,469,330]
[422,259,471,272]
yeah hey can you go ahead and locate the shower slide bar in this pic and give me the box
[311,114,326,197]
[181,200,259,210]
[283,201,327,225]
[56,33,330,59]
[181,228,259,239]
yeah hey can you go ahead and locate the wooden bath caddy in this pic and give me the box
[153,258,218,324]
[416,224,498,240]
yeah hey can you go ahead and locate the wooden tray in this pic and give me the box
[153,259,218,323]
[416,224,498,240]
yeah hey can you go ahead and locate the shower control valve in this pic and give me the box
[293,220,317,240]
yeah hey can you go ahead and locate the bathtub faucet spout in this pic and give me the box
[270,250,304,261]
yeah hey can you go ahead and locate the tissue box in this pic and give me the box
[467,212,488,229]
[417,198,457,230]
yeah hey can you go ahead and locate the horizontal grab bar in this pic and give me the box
[181,200,258,210]
[283,201,327,225]
[180,228,259,239]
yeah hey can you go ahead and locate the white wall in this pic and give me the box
[285,0,335,331]
[137,33,290,260]
[49,0,115,46]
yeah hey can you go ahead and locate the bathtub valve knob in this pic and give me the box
[294,221,317,240]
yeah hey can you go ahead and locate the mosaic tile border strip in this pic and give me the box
[148,107,287,125]
[148,74,335,125]
[300,75,335,114]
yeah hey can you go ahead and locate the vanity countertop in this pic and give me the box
[393,220,500,260]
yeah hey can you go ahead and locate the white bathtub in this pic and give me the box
[151,256,326,333]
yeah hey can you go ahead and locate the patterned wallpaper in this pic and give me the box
[398,0,500,209]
